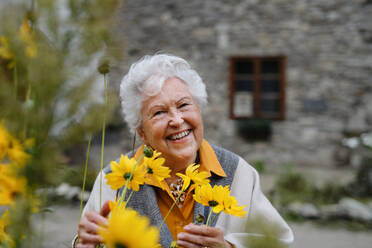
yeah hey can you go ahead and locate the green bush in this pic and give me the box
[251,160,265,173]
[271,165,349,206]
[348,158,372,197]
[312,182,348,205]
[274,171,313,206]
[56,165,97,191]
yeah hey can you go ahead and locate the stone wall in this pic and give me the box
[107,0,372,168]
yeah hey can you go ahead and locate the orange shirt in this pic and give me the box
[134,139,226,240]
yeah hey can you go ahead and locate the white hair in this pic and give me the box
[120,54,208,134]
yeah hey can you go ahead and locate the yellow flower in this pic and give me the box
[0,176,27,206]
[6,137,30,167]
[19,18,37,58]
[99,207,159,248]
[223,195,247,217]
[0,210,9,233]
[193,184,247,217]
[0,210,14,246]
[176,163,210,192]
[143,151,171,189]
[0,124,10,161]
[108,200,117,211]
[193,184,230,214]
[108,199,126,212]
[0,124,31,166]
[0,36,15,69]
[105,155,146,191]
[0,37,12,59]
[0,165,26,206]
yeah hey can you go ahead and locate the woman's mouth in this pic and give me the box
[167,130,191,141]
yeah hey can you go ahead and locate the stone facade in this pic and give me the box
[107,0,372,168]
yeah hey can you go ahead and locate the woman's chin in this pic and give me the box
[163,147,197,166]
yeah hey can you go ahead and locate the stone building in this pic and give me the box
[107,0,372,169]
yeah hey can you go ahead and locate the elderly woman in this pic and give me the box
[76,54,293,248]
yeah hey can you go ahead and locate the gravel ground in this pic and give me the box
[290,222,372,248]
[33,204,372,248]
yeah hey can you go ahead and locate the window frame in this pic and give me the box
[229,55,286,120]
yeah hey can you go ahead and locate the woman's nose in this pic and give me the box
[169,110,184,127]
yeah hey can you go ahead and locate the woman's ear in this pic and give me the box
[137,127,146,144]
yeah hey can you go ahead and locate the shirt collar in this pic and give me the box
[198,139,226,177]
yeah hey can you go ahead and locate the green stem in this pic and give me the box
[124,190,134,207]
[13,62,18,98]
[131,132,136,157]
[205,208,213,226]
[99,74,108,208]
[210,212,219,226]
[118,153,145,205]
[80,135,92,219]
[22,84,31,140]
[159,191,183,231]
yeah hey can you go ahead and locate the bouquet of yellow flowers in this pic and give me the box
[97,146,247,248]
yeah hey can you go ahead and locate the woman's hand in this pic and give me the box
[177,224,233,248]
[77,201,110,248]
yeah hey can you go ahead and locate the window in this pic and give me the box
[229,56,286,120]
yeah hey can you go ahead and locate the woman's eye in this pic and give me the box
[154,111,165,116]
[179,103,189,108]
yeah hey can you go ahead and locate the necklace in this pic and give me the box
[169,177,187,208]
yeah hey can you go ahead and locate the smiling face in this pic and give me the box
[138,77,204,172]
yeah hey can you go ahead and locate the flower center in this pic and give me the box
[115,243,128,248]
[124,172,133,180]
[11,191,19,199]
[147,166,153,174]
[208,200,218,207]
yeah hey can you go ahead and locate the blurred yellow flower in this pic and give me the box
[105,155,146,191]
[0,36,15,69]
[0,124,10,161]
[0,210,14,247]
[99,207,159,248]
[0,176,27,206]
[19,18,37,58]
[0,18,38,67]
[108,200,117,211]
[176,163,210,192]
[143,151,170,189]
[193,184,229,214]
[0,37,12,59]
[6,138,30,167]
[0,124,31,166]
[108,199,126,212]
[0,165,27,206]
